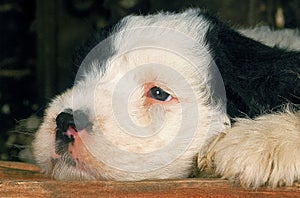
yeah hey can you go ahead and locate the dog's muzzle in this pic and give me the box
[55,109,92,155]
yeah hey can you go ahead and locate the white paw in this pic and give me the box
[198,111,300,188]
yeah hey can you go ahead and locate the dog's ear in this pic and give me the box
[202,13,300,118]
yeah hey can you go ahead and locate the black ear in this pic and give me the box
[71,22,119,81]
[202,12,300,118]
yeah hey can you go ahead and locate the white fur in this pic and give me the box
[198,110,300,188]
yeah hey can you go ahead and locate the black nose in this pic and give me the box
[55,109,92,155]
[56,109,92,132]
[55,110,74,155]
[56,111,74,132]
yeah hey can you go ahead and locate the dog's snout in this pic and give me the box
[56,109,92,131]
[56,111,74,132]
[55,109,92,155]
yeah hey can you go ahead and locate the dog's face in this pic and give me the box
[33,9,229,181]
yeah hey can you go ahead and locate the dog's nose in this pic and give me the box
[55,109,92,155]
[56,111,74,132]
[55,110,74,155]
[56,109,92,132]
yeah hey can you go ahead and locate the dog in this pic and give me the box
[33,9,300,188]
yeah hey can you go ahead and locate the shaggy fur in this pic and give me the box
[239,27,300,51]
[33,9,300,188]
[199,110,300,188]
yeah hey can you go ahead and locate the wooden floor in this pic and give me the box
[1,161,300,197]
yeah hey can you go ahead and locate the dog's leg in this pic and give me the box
[198,111,300,188]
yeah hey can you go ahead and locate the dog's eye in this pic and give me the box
[148,86,172,102]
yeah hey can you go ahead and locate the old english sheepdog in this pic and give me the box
[33,9,300,188]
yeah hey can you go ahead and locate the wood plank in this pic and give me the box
[0,161,300,197]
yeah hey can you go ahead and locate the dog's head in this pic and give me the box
[33,9,229,181]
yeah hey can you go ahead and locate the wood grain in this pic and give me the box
[0,161,300,197]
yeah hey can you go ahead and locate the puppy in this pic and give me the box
[33,9,300,188]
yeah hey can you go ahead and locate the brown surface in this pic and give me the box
[0,161,300,197]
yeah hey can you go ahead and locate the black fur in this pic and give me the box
[202,11,300,118]
[71,23,116,79]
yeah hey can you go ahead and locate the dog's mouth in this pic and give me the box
[54,110,92,166]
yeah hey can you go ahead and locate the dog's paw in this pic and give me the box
[198,111,300,188]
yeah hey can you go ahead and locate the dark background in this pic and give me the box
[0,0,299,162]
